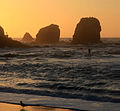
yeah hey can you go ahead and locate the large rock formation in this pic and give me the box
[0,26,27,48]
[72,17,101,44]
[36,24,60,44]
[22,32,34,42]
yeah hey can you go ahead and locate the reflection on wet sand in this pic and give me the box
[0,103,74,111]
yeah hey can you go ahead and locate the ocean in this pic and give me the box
[0,38,120,111]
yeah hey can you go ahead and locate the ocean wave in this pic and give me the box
[0,41,120,104]
[0,44,120,59]
[108,50,120,55]
[0,86,119,103]
[0,53,19,58]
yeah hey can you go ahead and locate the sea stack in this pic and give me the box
[22,32,34,42]
[0,26,27,48]
[72,17,101,44]
[36,24,60,44]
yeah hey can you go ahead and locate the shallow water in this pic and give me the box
[0,39,120,109]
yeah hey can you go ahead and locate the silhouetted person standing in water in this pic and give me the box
[88,49,91,56]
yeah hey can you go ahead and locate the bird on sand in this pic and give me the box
[20,101,26,107]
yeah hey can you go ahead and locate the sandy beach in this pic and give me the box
[0,103,75,111]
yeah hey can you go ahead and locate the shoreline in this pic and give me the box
[0,92,119,111]
[0,102,85,111]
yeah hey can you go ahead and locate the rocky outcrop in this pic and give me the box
[0,26,4,36]
[72,17,101,44]
[0,26,27,48]
[36,24,60,44]
[22,32,34,42]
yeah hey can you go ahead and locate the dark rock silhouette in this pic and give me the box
[36,24,60,44]
[22,32,34,42]
[72,17,101,44]
[0,26,4,36]
[0,26,28,48]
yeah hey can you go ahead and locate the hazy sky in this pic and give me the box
[0,0,120,38]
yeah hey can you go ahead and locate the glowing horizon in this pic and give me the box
[0,0,120,38]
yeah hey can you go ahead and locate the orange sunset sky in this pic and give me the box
[0,0,120,38]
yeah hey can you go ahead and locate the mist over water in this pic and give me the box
[0,38,120,104]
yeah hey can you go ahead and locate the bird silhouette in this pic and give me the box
[20,101,26,107]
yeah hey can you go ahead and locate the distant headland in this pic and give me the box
[0,17,103,48]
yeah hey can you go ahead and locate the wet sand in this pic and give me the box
[0,103,76,111]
